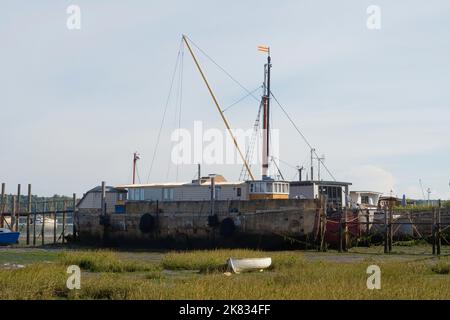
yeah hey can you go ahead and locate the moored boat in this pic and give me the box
[0,228,20,245]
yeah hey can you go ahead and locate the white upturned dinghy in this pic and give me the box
[227,257,272,274]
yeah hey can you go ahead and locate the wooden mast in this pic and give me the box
[262,51,271,180]
[182,35,255,181]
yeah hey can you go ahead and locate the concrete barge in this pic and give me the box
[75,198,325,249]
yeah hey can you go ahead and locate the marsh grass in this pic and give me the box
[431,259,450,275]
[58,250,160,273]
[0,249,449,300]
[161,250,303,273]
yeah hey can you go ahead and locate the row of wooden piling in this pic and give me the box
[334,204,446,256]
[0,183,77,246]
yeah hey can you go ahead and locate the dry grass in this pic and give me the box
[58,250,160,273]
[161,249,301,273]
[0,249,449,300]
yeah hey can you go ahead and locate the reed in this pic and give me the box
[58,250,160,273]
[0,249,448,300]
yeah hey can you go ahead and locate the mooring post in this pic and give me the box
[366,210,370,246]
[72,193,77,241]
[62,200,66,244]
[388,208,393,253]
[437,201,441,256]
[32,200,37,246]
[432,207,436,255]
[12,196,17,232]
[41,201,45,246]
[26,184,31,245]
[0,183,5,228]
[338,211,343,253]
[384,208,388,254]
[101,182,106,216]
[16,184,21,232]
[322,210,327,252]
[53,201,57,244]
[344,208,349,252]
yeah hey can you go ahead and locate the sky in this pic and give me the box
[0,0,449,199]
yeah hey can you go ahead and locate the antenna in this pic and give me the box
[296,166,304,182]
[132,152,140,185]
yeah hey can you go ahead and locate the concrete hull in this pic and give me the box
[75,199,323,249]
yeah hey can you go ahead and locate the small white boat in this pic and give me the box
[227,257,272,274]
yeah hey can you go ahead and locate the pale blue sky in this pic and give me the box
[0,1,449,199]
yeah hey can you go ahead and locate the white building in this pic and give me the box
[289,181,352,208]
[119,175,290,202]
[349,191,382,210]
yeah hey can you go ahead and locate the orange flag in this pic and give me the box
[258,46,270,53]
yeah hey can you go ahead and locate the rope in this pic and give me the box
[270,92,337,181]
[184,35,261,104]
[147,40,183,183]
[222,86,262,113]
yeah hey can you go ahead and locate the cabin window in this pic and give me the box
[214,186,222,200]
[267,183,272,193]
[163,188,174,201]
[361,195,369,204]
[236,188,241,197]
[260,183,266,193]
[250,184,254,193]
[129,188,144,201]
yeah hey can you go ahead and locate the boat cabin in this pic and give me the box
[289,180,352,209]
[248,180,290,200]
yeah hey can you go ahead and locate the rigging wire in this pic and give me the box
[147,40,183,183]
[184,35,261,103]
[270,91,337,181]
[167,43,185,182]
[135,163,142,184]
[176,45,184,182]
[239,99,263,181]
[186,37,337,182]
[222,86,263,113]
[271,158,285,180]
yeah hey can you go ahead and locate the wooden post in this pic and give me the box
[432,207,436,255]
[16,184,21,232]
[26,184,31,245]
[338,211,343,253]
[0,183,5,228]
[62,201,66,244]
[12,196,16,232]
[388,208,393,253]
[53,201,57,244]
[16,184,21,231]
[344,209,348,252]
[384,208,388,254]
[322,210,327,252]
[437,203,441,256]
[33,201,37,246]
[366,210,370,246]
[41,202,45,246]
[72,193,77,241]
